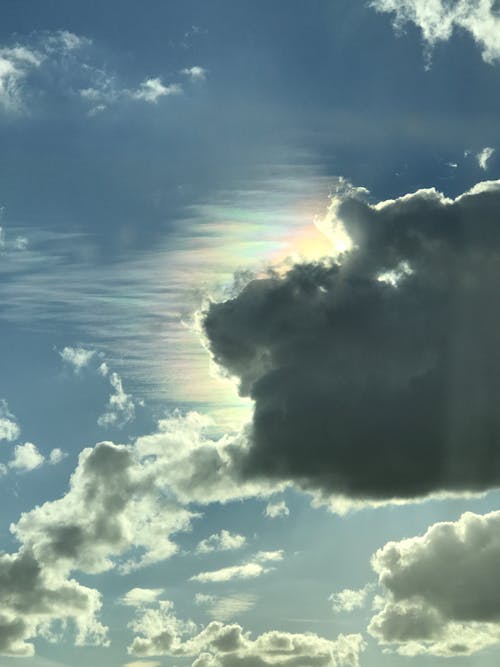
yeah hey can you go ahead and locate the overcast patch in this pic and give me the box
[369,509,500,656]
[202,180,500,506]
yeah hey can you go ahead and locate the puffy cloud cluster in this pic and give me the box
[371,0,500,64]
[196,530,246,554]
[202,180,500,505]
[330,587,372,614]
[128,600,366,666]
[264,500,289,519]
[369,509,500,656]
[59,346,96,372]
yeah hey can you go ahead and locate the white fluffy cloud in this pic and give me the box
[264,500,290,519]
[121,588,166,607]
[59,346,96,372]
[369,509,500,656]
[196,530,246,554]
[132,78,182,102]
[0,399,20,442]
[182,66,207,81]
[191,551,283,584]
[329,586,372,613]
[477,146,495,170]
[9,442,44,472]
[371,0,500,64]
[98,371,136,428]
[128,600,366,666]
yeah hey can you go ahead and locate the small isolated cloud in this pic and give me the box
[0,399,20,442]
[48,448,67,465]
[120,588,165,607]
[330,586,372,613]
[9,442,44,472]
[477,146,495,170]
[97,371,135,428]
[127,600,366,665]
[181,66,207,81]
[370,0,500,64]
[195,593,256,621]
[59,346,96,372]
[196,530,246,554]
[191,551,283,584]
[264,499,289,518]
[132,78,182,103]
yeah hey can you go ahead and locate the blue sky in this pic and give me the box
[2,1,500,666]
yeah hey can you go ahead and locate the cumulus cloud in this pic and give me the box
[371,0,500,64]
[128,600,366,666]
[182,66,207,81]
[9,442,44,472]
[369,509,500,656]
[0,399,20,442]
[477,146,495,170]
[48,447,67,465]
[196,530,246,554]
[202,180,500,507]
[195,594,256,621]
[59,345,96,372]
[98,371,135,428]
[330,586,372,613]
[264,500,289,519]
[191,551,283,584]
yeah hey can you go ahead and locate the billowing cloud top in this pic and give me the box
[203,181,500,504]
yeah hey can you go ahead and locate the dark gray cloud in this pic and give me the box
[203,181,500,502]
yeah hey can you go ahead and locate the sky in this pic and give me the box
[2,1,500,666]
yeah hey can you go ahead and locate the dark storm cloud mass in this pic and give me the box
[203,180,500,502]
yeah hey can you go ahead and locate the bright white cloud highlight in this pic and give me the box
[59,346,96,372]
[330,586,372,613]
[132,78,182,103]
[9,442,44,472]
[371,0,500,64]
[191,551,283,584]
[196,530,246,554]
[121,588,166,607]
[264,500,290,518]
[477,146,495,170]
[0,400,20,442]
[181,66,207,81]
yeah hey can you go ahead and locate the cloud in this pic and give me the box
[370,0,500,64]
[97,372,135,428]
[48,448,67,465]
[182,66,207,81]
[191,551,283,584]
[131,78,182,103]
[264,500,289,519]
[0,31,89,113]
[477,146,495,170]
[329,586,372,613]
[0,400,20,442]
[0,548,107,656]
[369,509,500,656]
[202,180,500,507]
[128,600,366,666]
[195,594,256,621]
[120,588,165,607]
[9,442,44,472]
[59,346,96,372]
[196,530,246,554]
